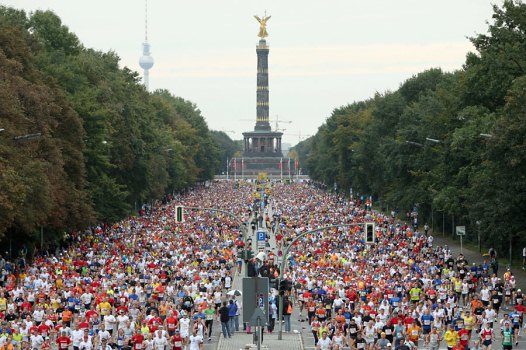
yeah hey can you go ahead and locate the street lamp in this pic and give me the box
[425,137,441,143]
[405,140,423,147]
[13,133,41,141]
[476,220,481,253]
[479,133,493,138]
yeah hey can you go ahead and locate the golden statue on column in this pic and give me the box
[254,13,271,38]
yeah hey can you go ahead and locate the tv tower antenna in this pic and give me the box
[139,0,154,91]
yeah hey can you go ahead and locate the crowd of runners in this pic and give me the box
[0,180,524,350]
[266,182,525,350]
[0,182,255,350]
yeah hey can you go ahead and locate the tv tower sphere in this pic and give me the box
[139,42,154,70]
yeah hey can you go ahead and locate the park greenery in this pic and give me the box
[0,7,239,250]
[293,0,526,257]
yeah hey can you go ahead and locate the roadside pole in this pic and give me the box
[455,226,466,255]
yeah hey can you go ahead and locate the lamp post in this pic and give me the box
[476,220,481,253]
[425,137,441,143]
[405,140,423,147]
[442,209,446,237]
[13,133,41,141]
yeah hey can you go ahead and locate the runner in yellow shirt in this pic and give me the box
[444,324,458,350]
[462,310,475,338]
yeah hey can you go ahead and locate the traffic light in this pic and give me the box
[175,206,185,223]
[271,278,278,291]
[278,279,292,295]
[365,222,375,243]
[278,279,286,295]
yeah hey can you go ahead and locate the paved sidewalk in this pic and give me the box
[217,332,303,350]
[215,209,305,349]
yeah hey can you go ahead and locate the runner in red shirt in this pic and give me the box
[171,330,183,350]
[56,332,72,350]
[131,332,144,350]
[38,323,50,337]
[457,327,470,348]
[165,313,179,337]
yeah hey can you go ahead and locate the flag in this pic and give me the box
[288,158,291,170]
[295,159,299,169]
[233,158,237,170]
[279,158,282,169]
[241,158,244,169]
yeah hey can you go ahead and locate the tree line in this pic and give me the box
[293,0,526,259]
[0,7,239,252]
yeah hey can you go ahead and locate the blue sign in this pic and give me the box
[257,230,266,241]
[258,294,264,309]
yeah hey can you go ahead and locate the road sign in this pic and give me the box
[456,226,466,236]
[242,277,269,326]
[456,226,466,255]
[249,308,266,327]
[258,293,264,309]
[257,229,266,250]
[257,230,266,241]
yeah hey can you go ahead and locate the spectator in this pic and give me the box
[219,301,231,339]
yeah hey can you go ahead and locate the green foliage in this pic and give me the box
[0,7,223,250]
[210,130,242,174]
[0,13,92,244]
[294,0,526,257]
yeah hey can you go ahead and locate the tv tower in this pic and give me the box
[139,0,154,90]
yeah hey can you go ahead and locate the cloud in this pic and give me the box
[127,41,473,79]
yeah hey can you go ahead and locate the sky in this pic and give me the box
[3,0,501,146]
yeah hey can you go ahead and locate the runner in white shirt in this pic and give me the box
[179,314,190,343]
[480,286,490,305]
[79,331,93,350]
[152,331,167,350]
[224,275,232,290]
[104,314,117,335]
[30,330,44,350]
[33,307,45,324]
[316,331,332,350]
[188,329,203,350]
[484,305,497,326]
[116,313,129,330]
[71,325,84,350]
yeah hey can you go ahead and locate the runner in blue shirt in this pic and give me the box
[420,310,434,347]
[509,309,521,345]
